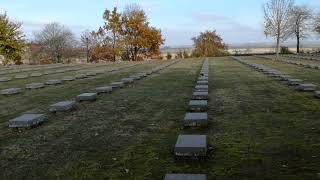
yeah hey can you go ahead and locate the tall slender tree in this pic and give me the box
[289,5,312,53]
[80,30,98,63]
[97,7,122,62]
[264,0,294,58]
[0,13,25,65]
[315,14,320,34]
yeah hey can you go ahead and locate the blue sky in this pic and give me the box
[1,0,320,46]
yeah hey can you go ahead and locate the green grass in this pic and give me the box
[0,61,164,124]
[1,58,320,179]
[246,56,320,87]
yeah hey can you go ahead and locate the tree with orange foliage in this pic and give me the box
[121,4,164,61]
[192,30,228,57]
[96,7,122,62]
[94,4,164,61]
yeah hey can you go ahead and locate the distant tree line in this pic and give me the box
[263,0,320,58]
[0,3,164,65]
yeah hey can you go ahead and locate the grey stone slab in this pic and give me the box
[30,73,42,77]
[192,91,208,100]
[315,91,320,98]
[121,78,134,84]
[86,72,97,76]
[62,76,76,81]
[46,79,63,85]
[55,69,67,73]
[110,82,124,88]
[14,74,29,79]
[174,135,207,157]
[198,76,208,81]
[184,113,208,127]
[296,84,317,91]
[26,83,45,89]
[96,86,112,94]
[279,75,292,81]
[0,77,12,82]
[77,93,97,102]
[164,174,206,180]
[129,75,143,80]
[75,74,87,79]
[1,88,22,95]
[197,80,208,86]
[9,114,45,128]
[50,101,76,112]
[44,70,55,75]
[137,72,147,77]
[287,79,303,86]
[195,85,208,91]
[189,100,208,111]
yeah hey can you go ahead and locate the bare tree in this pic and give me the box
[80,30,98,63]
[289,5,312,53]
[34,22,75,63]
[264,0,294,58]
[315,13,320,34]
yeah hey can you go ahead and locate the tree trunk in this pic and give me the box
[112,32,116,62]
[296,31,300,54]
[276,34,280,60]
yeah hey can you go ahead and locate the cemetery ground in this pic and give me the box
[1,57,320,179]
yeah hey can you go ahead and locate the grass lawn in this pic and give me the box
[245,56,320,87]
[1,58,320,179]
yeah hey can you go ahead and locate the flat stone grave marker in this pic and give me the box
[86,72,97,76]
[46,79,63,85]
[192,91,208,100]
[0,77,12,82]
[26,83,45,89]
[137,72,147,77]
[315,91,320,98]
[174,135,207,158]
[44,71,54,75]
[184,112,208,127]
[1,88,22,95]
[55,69,66,73]
[96,86,112,94]
[129,75,142,80]
[189,100,208,111]
[50,101,76,112]
[287,79,303,86]
[197,80,208,86]
[121,78,134,84]
[15,74,29,79]
[77,93,97,102]
[198,76,208,81]
[9,69,20,73]
[110,82,124,88]
[62,76,76,81]
[195,85,208,91]
[30,73,42,77]
[9,114,45,128]
[75,74,87,79]
[297,84,317,91]
[95,70,105,74]
[164,174,206,180]
[279,75,292,81]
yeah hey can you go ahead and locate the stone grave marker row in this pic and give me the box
[167,59,209,180]
[232,56,319,98]
[8,60,179,129]
[0,63,141,96]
